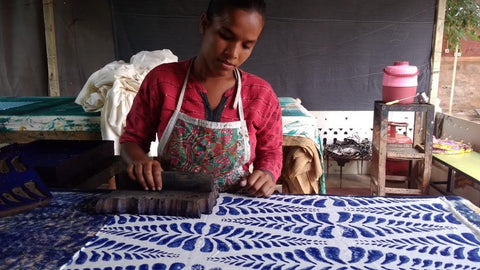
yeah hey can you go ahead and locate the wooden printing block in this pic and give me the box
[95,171,218,218]
[95,189,218,218]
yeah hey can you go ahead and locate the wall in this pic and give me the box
[438,36,480,122]
[437,56,480,122]
[310,109,416,175]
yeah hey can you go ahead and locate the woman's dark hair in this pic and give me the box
[206,0,266,21]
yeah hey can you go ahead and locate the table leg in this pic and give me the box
[447,168,453,193]
[340,165,343,188]
[326,155,330,177]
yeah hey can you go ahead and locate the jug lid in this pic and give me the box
[384,61,418,76]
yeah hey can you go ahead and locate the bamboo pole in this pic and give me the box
[43,0,60,96]
[429,0,446,107]
[448,43,459,115]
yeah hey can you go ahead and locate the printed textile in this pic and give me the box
[62,194,480,270]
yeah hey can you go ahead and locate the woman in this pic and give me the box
[120,0,282,197]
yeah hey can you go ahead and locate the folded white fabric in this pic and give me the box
[75,61,126,113]
[75,49,178,155]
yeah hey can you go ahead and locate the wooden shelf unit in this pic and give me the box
[370,101,435,196]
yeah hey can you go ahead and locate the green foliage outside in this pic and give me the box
[444,0,480,51]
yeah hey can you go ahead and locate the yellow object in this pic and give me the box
[385,100,400,105]
[433,136,472,154]
[385,93,419,105]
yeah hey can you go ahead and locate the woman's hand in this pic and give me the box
[127,159,163,191]
[239,170,276,197]
[121,142,163,191]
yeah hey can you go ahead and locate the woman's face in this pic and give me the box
[198,8,264,77]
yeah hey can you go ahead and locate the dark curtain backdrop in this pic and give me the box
[0,0,436,110]
[54,0,115,96]
[0,0,47,96]
[0,0,114,97]
[110,0,436,111]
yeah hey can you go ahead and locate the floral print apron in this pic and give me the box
[157,62,250,191]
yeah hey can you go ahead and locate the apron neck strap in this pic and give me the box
[175,60,192,111]
[233,68,244,121]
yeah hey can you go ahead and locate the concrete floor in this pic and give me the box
[322,157,450,197]
[325,174,372,196]
[324,173,445,196]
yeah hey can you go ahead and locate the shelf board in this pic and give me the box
[385,187,422,195]
[386,147,425,159]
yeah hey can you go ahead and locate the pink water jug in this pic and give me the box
[382,61,419,104]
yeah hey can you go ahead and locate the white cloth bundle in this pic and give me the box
[75,49,178,155]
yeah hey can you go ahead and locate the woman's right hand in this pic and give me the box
[127,159,163,191]
[121,142,163,191]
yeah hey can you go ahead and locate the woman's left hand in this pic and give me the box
[239,170,276,197]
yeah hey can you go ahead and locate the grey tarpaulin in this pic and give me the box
[1,0,435,111]
[110,0,436,111]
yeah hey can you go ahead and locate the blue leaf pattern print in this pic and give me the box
[61,194,480,270]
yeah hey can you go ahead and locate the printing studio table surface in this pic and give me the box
[1,191,480,270]
[0,96,101,143]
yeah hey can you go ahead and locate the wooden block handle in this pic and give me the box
[115,171,214,192]
[162,171,214,192]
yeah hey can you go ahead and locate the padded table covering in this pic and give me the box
[60,194,480,270]
[0,96,100,133]
[1,97,314,138]
[280,97,320,147]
